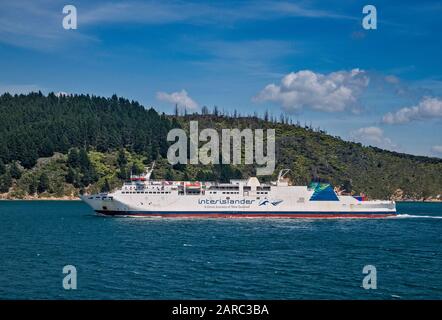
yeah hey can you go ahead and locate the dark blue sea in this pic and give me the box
[0,201,441,299]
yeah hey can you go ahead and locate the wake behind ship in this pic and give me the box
[81,165,396,218]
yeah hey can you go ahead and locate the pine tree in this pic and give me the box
[264,110,269,122]
[0,172,12,193]
[28,177,37,195]
[117,167,128,180]
[101,178,111,193]
[9,162,21,179]
[131,162,142,175]
[67,149,80,168]
[165,169,174,181]
[0,160,5,175]
[117,149,127,167]
[37,173,49,193]
[78,148,90,171]
[66,167,76,184]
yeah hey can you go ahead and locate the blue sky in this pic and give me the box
[0,0,441,157]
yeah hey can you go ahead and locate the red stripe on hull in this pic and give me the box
[98,212,395,219]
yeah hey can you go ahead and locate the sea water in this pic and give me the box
[0,201,440,299]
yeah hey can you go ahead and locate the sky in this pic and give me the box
[0,0,441,157]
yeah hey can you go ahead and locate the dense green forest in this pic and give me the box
[0,92,173,168]
[0,92,441,200]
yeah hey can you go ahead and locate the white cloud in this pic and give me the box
[431,145,442,154]
[0,1,96,50]
[1,1,354,50]
[350,126,397,150]
[190,39,297,78]
[254,69,369,113]
[382,96,442,124]
[80,1,354,26]
[156,90,198,110]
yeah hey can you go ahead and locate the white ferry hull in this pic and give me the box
[81,193,396,219]
[81,168,396,219]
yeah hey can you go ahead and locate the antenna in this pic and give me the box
[144,161,155,180]
[277,169,290,182]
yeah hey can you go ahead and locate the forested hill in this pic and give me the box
[0,92,174,168]
[0,92,441,201]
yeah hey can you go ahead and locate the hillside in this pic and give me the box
[0,92,441,201]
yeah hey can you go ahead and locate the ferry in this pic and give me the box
[81,165,396,218]
[81,166,396,218]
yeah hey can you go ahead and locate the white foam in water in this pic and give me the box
[394,214,442,219]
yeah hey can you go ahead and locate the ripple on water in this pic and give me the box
[0,201,441,299]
